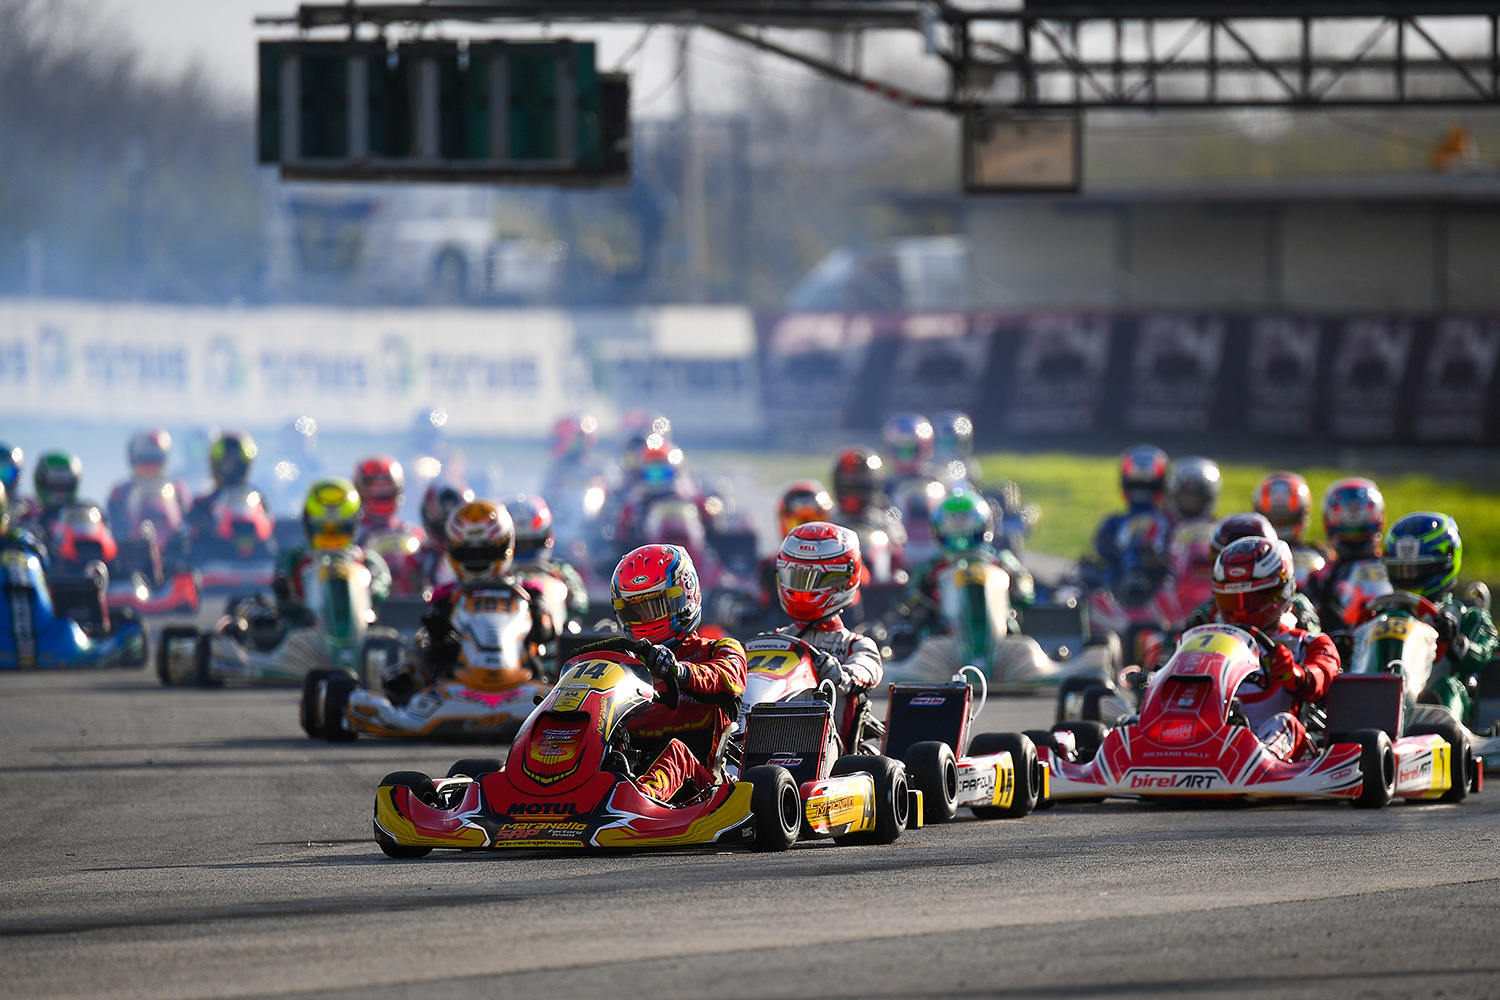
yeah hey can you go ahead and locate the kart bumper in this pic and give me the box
[347,681,548,740]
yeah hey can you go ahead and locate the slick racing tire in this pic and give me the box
[359,629,405,690]
[1054,720,1107,764]
[447,758,505,779]
[194,634,221,688]
[744,765,800,852]
[375,771,440,859]
[967,733,1040,819]
[157,626,199,686]
[113,607,149,669]
[300,669,333,739]
[322,672,359,743]
[1406,715,1470,804]
[903,741,959,824]
[1351,728,1396,809]
[831,755,908,845]
[1055,674,1103,724]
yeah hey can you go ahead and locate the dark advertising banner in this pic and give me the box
[756,310,1500,447]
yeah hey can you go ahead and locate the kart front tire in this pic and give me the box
[322,672,359,742]
[1406,716,1470,804]
[447,758,505,779]
[374,771,440,859]
[744,765,799,852]
[968,732,1039,819]
[157,626,199,686]
[831,754,908,845]
[903,741,958,824]
[194,634,221,688]
[300,669,333,739]
[114,608,149,669]
[1352,728,1395,809]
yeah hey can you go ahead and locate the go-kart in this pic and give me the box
[0,544,149,669]
[302,582,549,742]
[157,549,399,687]
[189,485,278,591]
[363,525,428,599]
[734,632,884,755]
[372,637,807,856]
[880,666,1043,823]
[107,480,203,616]
[42,501,199,620]
[1043,623,1479,807]
[1344,590,1500,772]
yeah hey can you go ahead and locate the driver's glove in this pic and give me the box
[814,650,853,693]
[1433,607,1462,646]
[645,643,689,685]
[1267,644,1306,694]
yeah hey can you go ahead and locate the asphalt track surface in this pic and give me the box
[5,652,1500,1000]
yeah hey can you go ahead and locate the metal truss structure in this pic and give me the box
[260,2,1500,113]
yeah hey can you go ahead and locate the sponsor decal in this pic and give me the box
[1128,769,1220,790]
[959,771,997,797]
[910,695,946,707]
[1157,721,1199,742]
[631,575,649,585]
[768,757,803,768]
[506,801,581,816]
[1398,760,1432,785]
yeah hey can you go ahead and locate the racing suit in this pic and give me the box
[1090,505,1172,598]
[514,559,589,625]
[1305,542,1385,628]
[630,633,747,802]
[272,544,391,630]
[777,616,883,749]
[909,547,1036,633]
[1420,594,1499,722]
[1234,627,1340,761]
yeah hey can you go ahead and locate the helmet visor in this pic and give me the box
[777,564,852,592]
[1385,559,1443,590]
[310,524,355,550]
[614,591,675,625]
[1213,587,1284,623]
[453,543,511,572]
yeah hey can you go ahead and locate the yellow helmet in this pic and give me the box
[303,477,361,551]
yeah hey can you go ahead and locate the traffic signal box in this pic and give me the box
[259,39,629,184]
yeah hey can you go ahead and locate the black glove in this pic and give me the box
[1433,607,1461,645]
[645,643,687,684]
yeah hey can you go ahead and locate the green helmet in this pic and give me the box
[931,488,993,555]
[34,451,82,507]
[210,431,258,488]
[1384,512,1462,599]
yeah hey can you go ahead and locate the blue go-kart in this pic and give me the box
[1,546,149,669]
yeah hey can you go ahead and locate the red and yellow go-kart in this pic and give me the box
[1042,624,1480,808]
[373,637,805,857]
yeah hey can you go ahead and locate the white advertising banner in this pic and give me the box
[0,300,585,434]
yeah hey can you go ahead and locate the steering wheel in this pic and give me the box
[570,635,679,710]
[1243,626,1281,688]
[1365,590,1441,620]
[751,631,822,663]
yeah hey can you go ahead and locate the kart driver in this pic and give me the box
[908,488,1035,623]
[1210,536,1340,761]
[830,445,906,565]
[1253,471,1328,589]
[755,479,836,616]
[1306,477,1386,627]
[1089,444,1172,596]
[381,499,557,705]
[272,477,391,631]
[181,431,265,553]
[353,455,424,544]
[611,543,747,803]
[1182,513,1321,633]
[773,521,884,749]
[505,493,589,624]
[106,428,193,539]
[1383,511,1499,716]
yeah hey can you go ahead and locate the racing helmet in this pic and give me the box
[777,478,834,537]
[619,410,672,475]
[302,477,361,551]
[1384,512,1462,600]
[882,413,934,476]
[353,455,405,521]
[127,428,171,478]
[505,493,555,565]
[445,500,516,584]
[932,411,975,462]
[832,446,882,515]
[1212,536,1296,631]
[1321,477,1384,555]
[420,480,473,545]
[611,543,701,645]
[637,436,683,492]
[551,413,599,460]
[210,431,257,488]
[1253,471,1313,544]
[1165,457,1221,521]
[932,489,994,555]
[1209,512,1278,563]
[0,442,20,492]
[34,451,82,507]
[776,521,862,623]
[1119,444,1168,508]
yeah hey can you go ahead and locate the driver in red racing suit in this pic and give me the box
[1210,536,1340,761]
[612,543,746,802]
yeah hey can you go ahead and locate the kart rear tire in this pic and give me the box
[744,765,800,852]
[322,672,359,743]
[1055,674,1102,724]
[831,755,908,845]
[359,630,405,690]
[902,741,958,824]
[157,626,199,686]
[1406,715,1470,803]
[300,669,333,739]
[375,771,439,859]
[114,607,149,669]
[194,634,221,688]
[1078,684,1115,724]
[447,758,505,779]
[967,733,1039,819]
[1351,728,1395,809]
[1054,720,1107,764]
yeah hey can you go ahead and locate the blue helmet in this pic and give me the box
[1384,512,1461,600]
[0,442,20,491]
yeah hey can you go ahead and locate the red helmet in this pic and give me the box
[1209,512,1277,563]
[1254,471,1312,543]
[611,544,701,644]
[832,445,882,515]
[551,414,598,460]
[777,479,834,537]
[1212,537,1295,630]
[128,428,171,477]
[353,455,405,520]
[776,522,862,624]
[1120,444,1168,507]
